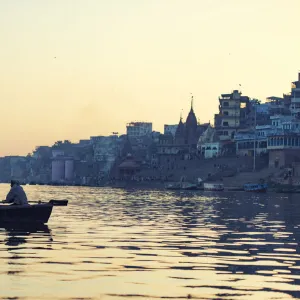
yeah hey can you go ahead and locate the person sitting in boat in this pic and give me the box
[2,180,29,205]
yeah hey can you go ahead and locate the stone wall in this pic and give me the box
[269,149,300,168]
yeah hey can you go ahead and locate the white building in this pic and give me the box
[51,150,75,182]
[126,122,152,137]
[197,125,221,158]
[270,115,300,130]
[202,142,221,158]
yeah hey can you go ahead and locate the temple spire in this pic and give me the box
[190,93,194,111]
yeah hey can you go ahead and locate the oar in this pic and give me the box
[1,200,68,206]
[34,199,69,206]
[48,200,68,206]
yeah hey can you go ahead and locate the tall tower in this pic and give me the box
[185,95,198,145]
[174,113,185,145]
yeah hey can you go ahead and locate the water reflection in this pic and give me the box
[0,223,53,285]
[2,185,300,299]
[3,223,52,247]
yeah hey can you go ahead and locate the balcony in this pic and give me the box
[220,114,240,119]
[291,98,300,103]
[219,105,240,109]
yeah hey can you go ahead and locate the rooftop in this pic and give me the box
[266,96,284,102]
[127,122,152,127]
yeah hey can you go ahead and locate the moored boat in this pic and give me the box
[227,187,244,191]
[204,183,224,191]
[243,183,267,193]
[0,200,68,224]
[165,182,181,190]
[165,182,199,190]
[181,182,198,190]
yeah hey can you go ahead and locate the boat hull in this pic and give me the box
[243,183,267,193]
[0,204,53,224]
[204,183,224,191]
[165,182,199,190]
[181,182,198,190]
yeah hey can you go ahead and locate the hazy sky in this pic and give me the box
[0,0,300,156]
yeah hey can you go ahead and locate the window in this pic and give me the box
[223,122,229,126]
[292,91,300,98]
[223,102,229,107]
[223,111,229,116]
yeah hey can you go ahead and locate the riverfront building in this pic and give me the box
[126,122,153,137]
[214,90,251,141]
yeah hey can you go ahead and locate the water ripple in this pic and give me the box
[1,185,300,299]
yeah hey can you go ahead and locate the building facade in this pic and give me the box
[214,90,250,141]
[126,122,153,137]
[290,72,300,117]
[164,124,178,136]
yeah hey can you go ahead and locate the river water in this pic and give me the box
[1,184,300,299]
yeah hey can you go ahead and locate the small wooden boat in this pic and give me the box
[204,183,224,191]
[0,200,68,224]
[244,183,267,193]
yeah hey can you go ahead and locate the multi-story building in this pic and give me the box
[290,72,300,117]
[234,125,273,157]
[197,125,222,158]
[126,122,152,137]
[214,90,250,140]
[270,115,300,130]
[267,131,300,168]
[265,96,290,116]
[90,135,121,176]
[164,124,178,136]
[267,113,300,168]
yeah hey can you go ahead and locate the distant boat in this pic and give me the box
[204,183,224,191]
[181,182,198,190]
[275,185,300,193]
[244,183,267,193]
[165,182,198,190]
[165,182,181,190]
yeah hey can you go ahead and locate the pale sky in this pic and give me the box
[0,0,300,156]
